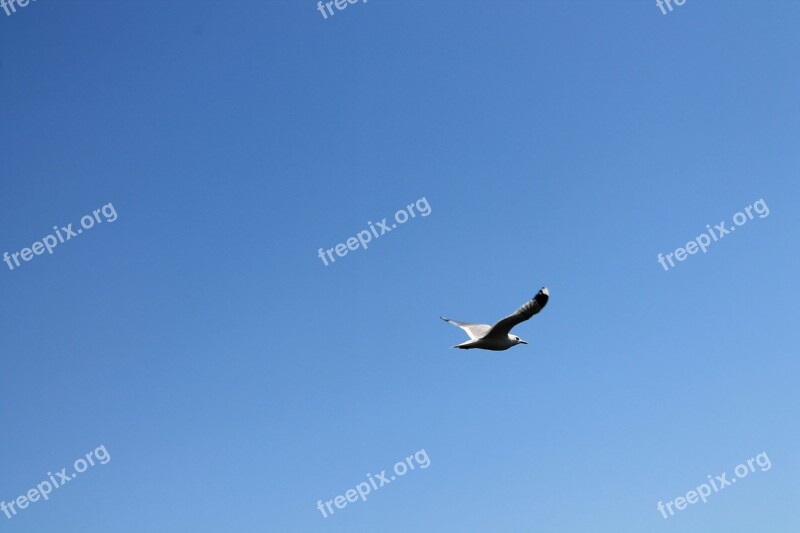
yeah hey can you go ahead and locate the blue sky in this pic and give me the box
[1,0,799,531]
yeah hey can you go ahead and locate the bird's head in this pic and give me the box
[511,335,528,345]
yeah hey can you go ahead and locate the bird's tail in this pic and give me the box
[451,341,473,349]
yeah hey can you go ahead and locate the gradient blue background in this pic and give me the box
[1,1,798,531]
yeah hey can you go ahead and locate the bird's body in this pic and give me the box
[450,334,524,351]
[441,287,549,351]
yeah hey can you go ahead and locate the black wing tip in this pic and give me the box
[535,287,549,307]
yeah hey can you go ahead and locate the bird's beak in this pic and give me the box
[519,339,528,344]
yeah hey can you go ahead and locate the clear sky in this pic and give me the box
[1,0,799,531]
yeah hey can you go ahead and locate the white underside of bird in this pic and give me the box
[441,287,549,351]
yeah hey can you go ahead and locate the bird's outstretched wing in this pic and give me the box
[485,287,549,338]
[440,317,492,340]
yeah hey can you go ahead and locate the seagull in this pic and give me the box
[441,287,549,350]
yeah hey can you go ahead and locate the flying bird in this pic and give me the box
[441,287,549,350]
